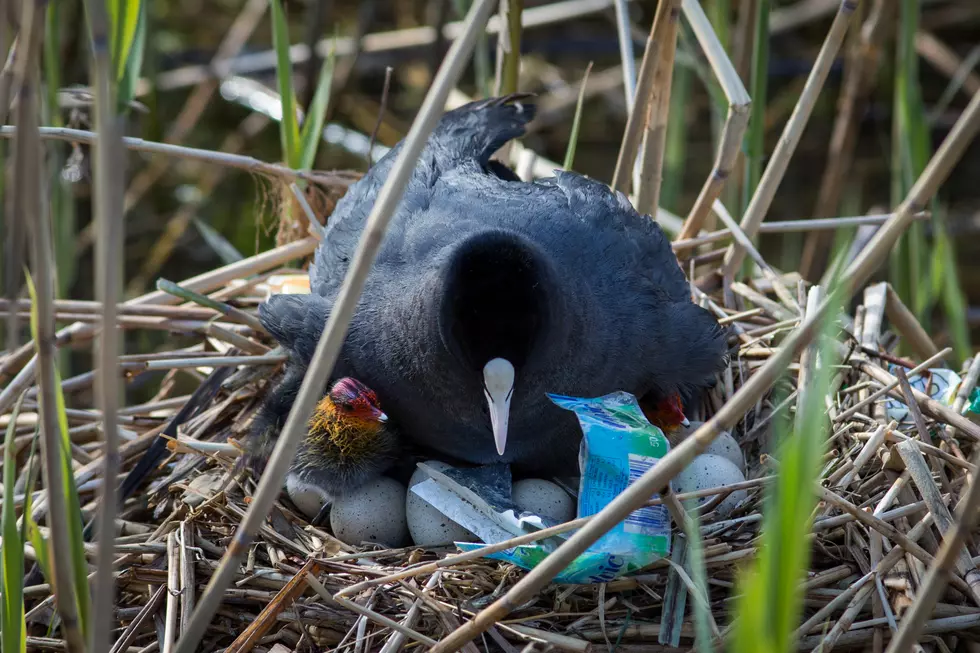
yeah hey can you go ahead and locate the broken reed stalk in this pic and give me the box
[0,237,316,415]
[429,83,980,653]
[170,1,499,650]
[635,0,681,219]
[609,0,675,194]
[676,0,751,241]
[82,0,126,650]
[722,0,857,279]
[0,125,348,187]
[895,440,980,601]
[16,2,86,650]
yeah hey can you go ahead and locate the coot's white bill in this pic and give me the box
[483,358,515,456]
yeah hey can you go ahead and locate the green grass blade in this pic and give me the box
[298,38,337,171]
[109,0,141,82]
[2,395,27,653]
[936,225,970,359]
[24,273,91,641]
[44,2,78,305]
[562,62,592,171]
[193,218,244,264]
[732,285,843,653]
[117,0,147,111]
[889,0,967,356]
[270,0,301,168]
[23,436,50,588]
[54,365,91,641]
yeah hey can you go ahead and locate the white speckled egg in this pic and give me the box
[406,461,476,547]
[678,422,745,472]
[330,477,408,547]
[512,479,576,522]
[285,474,330,520]
[671,454,748,519]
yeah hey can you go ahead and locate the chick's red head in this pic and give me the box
[326,377,388,423]
[641,392,689,433]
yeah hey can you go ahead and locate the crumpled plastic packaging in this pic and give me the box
[412,391,672,583]
[884,367,961,425]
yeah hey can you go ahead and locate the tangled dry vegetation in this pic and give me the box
[6,239,980,653]
[4,0,980,652]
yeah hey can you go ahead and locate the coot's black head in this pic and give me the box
[438,230,552,371]
[437,230,556,458]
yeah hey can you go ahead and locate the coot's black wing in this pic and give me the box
[258,293,331,362]
[543,171,727,393]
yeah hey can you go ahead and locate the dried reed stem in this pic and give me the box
[610,0,676,194]
[171,2,498,650]
[800,0,889,278]
[722,0,858,278]
[896,440,980,603]
[884,283,939,359]
[0,125,348,186]
[635,0,681,218]
[163,531,180,653]
[676,0,751,241]
[672,212,929,251]
[81,1,126,650]
[611,0,636,106]
[16,0,86,650]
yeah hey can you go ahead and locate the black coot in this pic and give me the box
[257,94,727,482]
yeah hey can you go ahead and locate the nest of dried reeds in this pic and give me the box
[3,228,980,653]
[5,0,980,652]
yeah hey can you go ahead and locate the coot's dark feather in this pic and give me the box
[259,94,727,475]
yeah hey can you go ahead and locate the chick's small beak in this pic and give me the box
[667,394,689,428]
[364,404,387,423]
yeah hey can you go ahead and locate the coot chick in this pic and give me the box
[260,94,727,475]
[247,373,398,515]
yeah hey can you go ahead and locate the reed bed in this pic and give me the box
[4,1,980,652]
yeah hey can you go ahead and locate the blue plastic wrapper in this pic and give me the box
[454,391,672,583]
